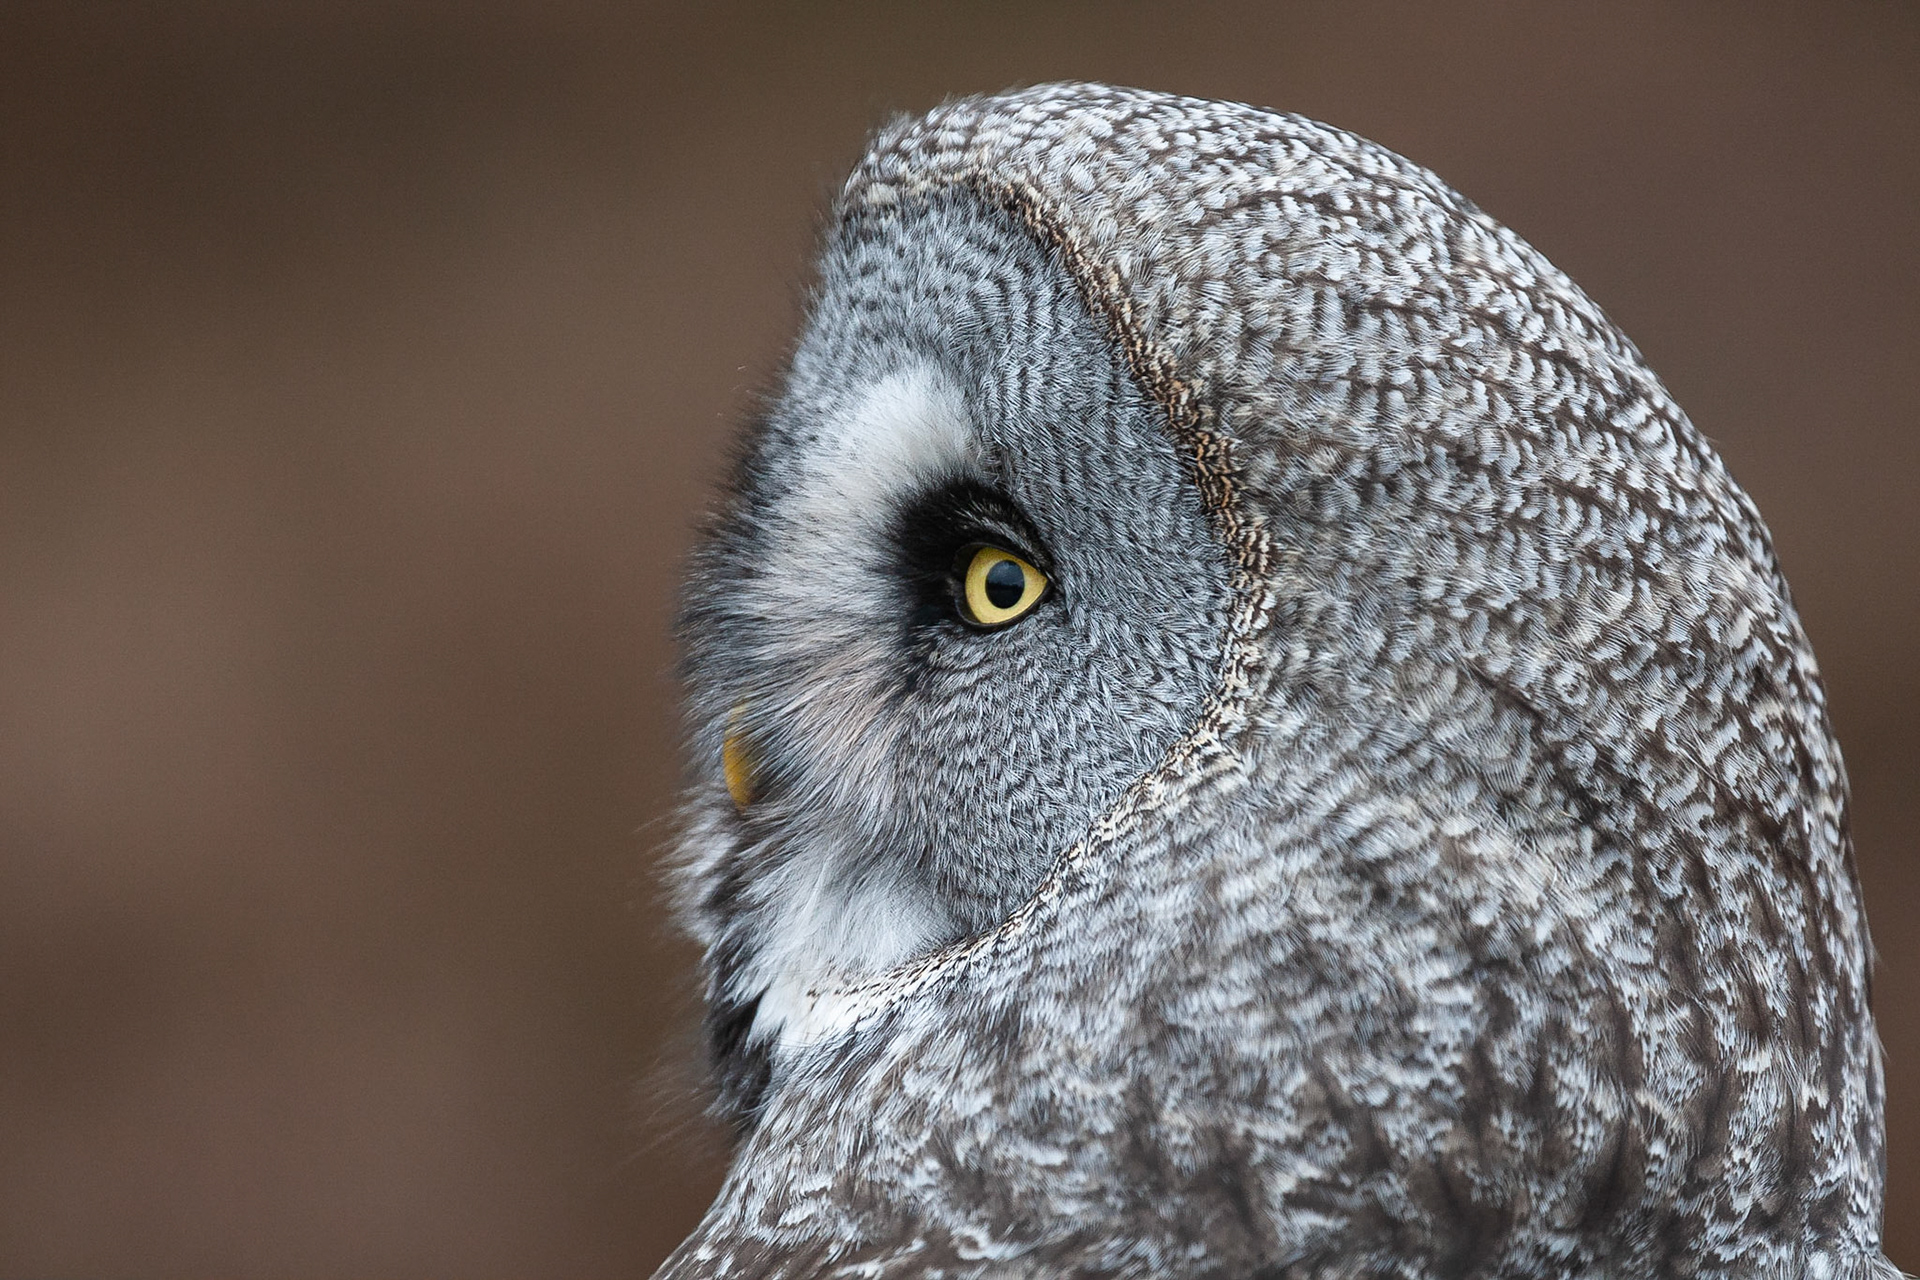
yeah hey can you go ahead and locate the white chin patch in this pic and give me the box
[744,862,950,1050]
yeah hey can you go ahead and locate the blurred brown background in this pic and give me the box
[0,2,1913,1275]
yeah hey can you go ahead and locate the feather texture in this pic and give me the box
[665,84,1897,1279]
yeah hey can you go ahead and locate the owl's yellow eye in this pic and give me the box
[960,545,1048,627]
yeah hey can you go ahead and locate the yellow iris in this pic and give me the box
[961,545,1048,627]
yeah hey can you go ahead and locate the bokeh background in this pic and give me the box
[1,2,1914,1275]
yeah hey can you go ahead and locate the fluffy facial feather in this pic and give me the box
[677,193,1229,1092]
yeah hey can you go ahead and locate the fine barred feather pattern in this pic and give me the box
[664,84,1898,1279]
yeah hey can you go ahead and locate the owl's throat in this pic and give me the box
[702,843,954,1120]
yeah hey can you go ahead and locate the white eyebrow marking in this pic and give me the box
[786,364,979,530]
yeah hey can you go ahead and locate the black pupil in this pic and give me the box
[983,557,1026,610]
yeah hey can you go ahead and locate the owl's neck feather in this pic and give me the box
[735,855,950,1049]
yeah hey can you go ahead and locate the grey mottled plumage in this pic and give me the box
[663,85,1897,1278]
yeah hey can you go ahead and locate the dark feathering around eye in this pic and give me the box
[886,478,1054,635]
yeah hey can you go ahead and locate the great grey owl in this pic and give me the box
[662,84,1898,1279]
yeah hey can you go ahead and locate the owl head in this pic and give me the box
[667,84,1893,1279]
